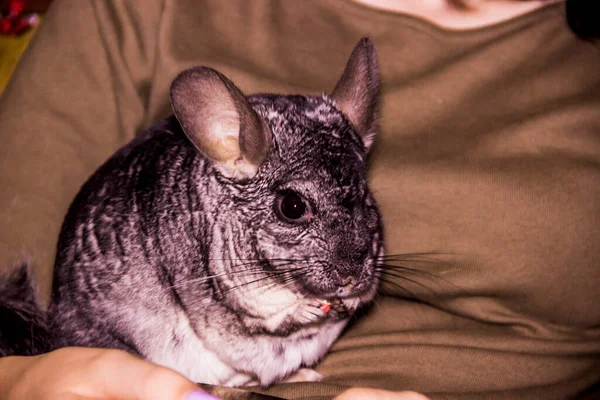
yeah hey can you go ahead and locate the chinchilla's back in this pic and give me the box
[49,117,210,354]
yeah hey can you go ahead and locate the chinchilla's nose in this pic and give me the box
[332,272,356,288]
[329,214,371,294]
[331,270,359,297]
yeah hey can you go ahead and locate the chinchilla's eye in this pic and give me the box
[275,192,310,223]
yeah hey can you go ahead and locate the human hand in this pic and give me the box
[0,347,217,400]
[334,388,429,400]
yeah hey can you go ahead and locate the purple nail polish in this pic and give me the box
[185,389,221,400]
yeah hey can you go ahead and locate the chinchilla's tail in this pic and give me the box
[0,262,51,356]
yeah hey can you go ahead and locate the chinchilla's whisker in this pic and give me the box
[248,273,304,297]
[375,252,455,261]
[377,276,429,300]
[378,258,453,267]
[205,257,309,263]
[377,267,467,304]
[242,267,308,295]
[223,267,306,293]
[376,263,463,292]
[268,258,321,263]
[373,295,383,310]
[377,251,444,257]
[375,263,447,281]
[278,272,305,287]
[223,258,313,269]
[181,274,290,306]
[270,273,310,294]
[168,272,259,290]
[168,266,267,286]
[220,280,282,298]
[210,259,289,269]
[169,262,303,290]
[222,258,299,271]
[376,270,442,299]
[375,263,422,273]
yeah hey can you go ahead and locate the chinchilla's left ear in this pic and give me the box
[331,37,380,152]
[170,66,271,181]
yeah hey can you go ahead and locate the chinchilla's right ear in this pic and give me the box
[331,37,379,152]
[170,67,271,181]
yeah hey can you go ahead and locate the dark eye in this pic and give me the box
[276,192,310,222]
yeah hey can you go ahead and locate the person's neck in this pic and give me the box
[349,0,565,29]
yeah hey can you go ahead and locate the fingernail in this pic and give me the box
[185,389,221,400]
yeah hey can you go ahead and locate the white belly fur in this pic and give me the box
[143,311,347,386]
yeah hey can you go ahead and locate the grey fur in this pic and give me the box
[0,263,50,356]
[3,38,384,387]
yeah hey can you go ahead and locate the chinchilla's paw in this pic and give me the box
[293,299,328,324]
[282,368,325,383]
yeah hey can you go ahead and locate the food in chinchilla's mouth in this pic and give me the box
[316,298,348,314]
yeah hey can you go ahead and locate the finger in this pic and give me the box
[334,388,430,400]
[75,350,212,400]
[57,394,97,400]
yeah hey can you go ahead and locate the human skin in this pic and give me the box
[351,0,565,29]
[0,348,427,400]
[0,348,210,400]
[335,388,430,400]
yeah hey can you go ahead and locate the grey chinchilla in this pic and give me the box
[0,38,384,387]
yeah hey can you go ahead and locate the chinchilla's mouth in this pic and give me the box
[314,278,378,316]
[315,298,346,314]
[314,297,362,315]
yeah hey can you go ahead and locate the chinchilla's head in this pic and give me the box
[170,38,383,319]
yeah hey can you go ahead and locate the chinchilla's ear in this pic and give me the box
[170,67,271,181]
[331,37,380,152]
